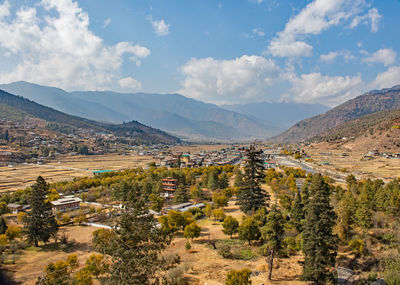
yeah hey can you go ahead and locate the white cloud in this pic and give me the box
[252,28,265,37]
[0,0,10,19]
[149,17,170,36]
[362,48,397,66]
[118,77,142,90]
[103,18,111,28]
[267,0,376,57]
[320,50,354,63]
[0,0,150,90]
[179,55,280,104]
[286,72,363,106]
[350,8,381,32]
[371,66,400,89]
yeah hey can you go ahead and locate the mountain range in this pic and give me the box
[0,81,329,141]
[0,89,179,145]
[272,85,400,143]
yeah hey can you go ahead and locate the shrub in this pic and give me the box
[218,244,232,259]
[225,268,252,285]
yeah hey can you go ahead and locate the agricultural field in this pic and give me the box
[0,153,153,192]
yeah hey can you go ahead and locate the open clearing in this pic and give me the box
[305,144,400,181]
[0,153,153,192]
[4,225,98,285]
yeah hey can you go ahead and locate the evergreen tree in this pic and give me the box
[237,145,269,214]
[25,176,58,246]
[0,216,7,235]
[302,174,338,284]
[355,190,373,229]
[174,185,190,204]
[207,169,219,190]
[335,190,357,241]
[234,168,244,187]
[261,206,285,281]
[218,172,229,189]
[291,190,305,232]
[93,192,176,284]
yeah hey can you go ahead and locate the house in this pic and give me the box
[51,197,81,212]
[7,203,23,214]
[162,177,178,193]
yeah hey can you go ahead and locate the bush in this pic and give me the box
[225,268,252,285]
[218,244,232,259]
[283,236,300,256]
[185,241,191,251]
[348,239,365,256]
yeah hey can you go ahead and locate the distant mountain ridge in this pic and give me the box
[272,85,400,143]
[0,81,329,141]
[0,89,179,145]
[222,102,329,128]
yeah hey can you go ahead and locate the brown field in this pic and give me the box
[164,201,305,285]
[305,144,400,181]
[4,225,98,285]
[0,153,153,192]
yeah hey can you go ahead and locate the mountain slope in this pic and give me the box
[221,102,329,128]
[0,89,179,144]
[311,108,400,151]
[0,81,280,140]
[273,85,400,143]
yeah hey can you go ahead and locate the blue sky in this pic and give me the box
[0,0,399,106]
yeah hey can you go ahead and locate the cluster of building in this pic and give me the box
[7,196,82,215]
[362,149,400,160]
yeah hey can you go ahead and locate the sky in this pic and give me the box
[0,0,399,107]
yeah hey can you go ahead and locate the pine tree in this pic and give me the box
[218,172,229,189]
[0,216,7,235]
[174,185,190,204]
[355,190,373,229]
[237,145,269,214]
[302,174,338,284]
[93,192,176,284]
[261,206,285,281]
[291,190,305,232]
[25,176,58,246]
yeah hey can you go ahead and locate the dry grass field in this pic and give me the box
[305,144,400,181]
[4,226,98,285]
[164,201,306,285]
[0,153,153,192]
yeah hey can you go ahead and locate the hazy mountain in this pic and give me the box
[221,102,330,128]
[272,85,400,143]
[0,89,179,144]
[0,81,280,141]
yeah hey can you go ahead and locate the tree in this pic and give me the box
[93,194,176,285]
[222,216,239,238]
[84,253,107,278]
[6,223,21,241]
[237,145,269,214]
[184,222,201,242]
[174,185,190,204]
[0,216,7,235]
[25,176,58,246]
[204,203,213,219]
[238,216,261,245]
[355,189,373,229]
[37,254,79,285]
[302,174,338,284]
[213,193,229,208]
[148,193,164,212]
[74,211,87,226]
[207,168,219,190]
[212,208,226,222]
[225,268,252,285]
[234,168,244,188]
[218,172,229,189]
[291,190,305,232]
[261,207,285,281]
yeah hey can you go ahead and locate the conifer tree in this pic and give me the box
[302,174,338,284]
[261,206,285,281]
[0,216,7,235]
[93,190,176,284]
[237,145,269,214]
[174,185,190,204]
[355,190,373,229]
[291,190,305,232]
[25,176,58,246]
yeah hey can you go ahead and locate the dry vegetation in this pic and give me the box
[0,153,153,192]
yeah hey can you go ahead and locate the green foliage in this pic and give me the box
[348,238,365,256]
[212,193,229,208]
[93,193,177,285]
[302,174,338,284]
[291,190,305,232]
[183,222,201,241]
[222,216,239,238]
[0,216,7,235]
[5,223,21,241]
[25,176,58,246]
[381,256,400,285]
[238,216,260,245]
[225,268,252,285]
[174,185,190,204]
[212,208,226,221]
[148,193,164,212]
[237,145,269,214]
